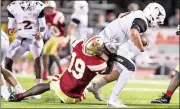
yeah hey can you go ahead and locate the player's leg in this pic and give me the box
[8,83,50,102]
[87,68,120,101]
[49,37,64,74]
[48,55,54,75]
[30,39,44,85]
[50,55,62,74]
[151,65,180,103]
[43,54,49,80]
[1,66,24,93]
[5,38,27,93]
[0,73,10,101]
[107,57,135,108]
[43,38,53,80]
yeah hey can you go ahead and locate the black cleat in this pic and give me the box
[8,92,22,102]
[151,93,171,104]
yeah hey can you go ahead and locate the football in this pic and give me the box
[141,37,148,46]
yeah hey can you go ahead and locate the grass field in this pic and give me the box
[1,76,179,108]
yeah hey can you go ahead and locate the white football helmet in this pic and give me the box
[83,36,104,56]
[74,1,89,14]
[44,1,56,8]
[143,3,166,27]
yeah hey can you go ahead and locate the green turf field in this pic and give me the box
[1,77,179,108]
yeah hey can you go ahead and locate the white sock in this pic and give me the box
[36,79,42,85]
[1,85,10,101]
[109,69,134,101]
[94,77,107,89]
[15,83,24,93]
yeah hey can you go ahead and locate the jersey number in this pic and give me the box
[50,26,61,36]
[22,20,32,29]
[68,52,85,79]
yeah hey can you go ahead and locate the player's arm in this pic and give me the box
[130,18,148,52]
[7,8,16,36]
[58,12,65,36]
[87,62,107,74]
[67,18,80,37]
[35,8,47,40]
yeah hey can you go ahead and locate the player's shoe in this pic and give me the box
[151,93,171,103]
[8,92,22,102]
[107,98,127,108]
[86,83,104,101]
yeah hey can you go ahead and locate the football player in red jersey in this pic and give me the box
[8,36,107,103]
[43,1,68,79]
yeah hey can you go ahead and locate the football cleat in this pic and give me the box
[107,98,127,108]
[8,92,22,102]
[86,83,104,101]
[151,93,171,103]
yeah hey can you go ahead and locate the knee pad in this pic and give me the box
[121,69,134,80]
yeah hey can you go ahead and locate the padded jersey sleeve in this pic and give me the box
[70,13,81,26]
[131,18,148,33]
[7,1,16,17]
[87,61,107,74]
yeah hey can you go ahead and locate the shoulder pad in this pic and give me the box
[55,11,65,23]
[34,1,45,11]
[7,1,16,12]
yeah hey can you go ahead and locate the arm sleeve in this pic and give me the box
[38,17,47,36]
[70,18,80,26]
[131,18,147,33]
[38,9,45,18]
[8,17,16,29]
[8,10,14,18]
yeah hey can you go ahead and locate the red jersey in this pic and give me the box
[60,39,107,98]
[45,11,65,37]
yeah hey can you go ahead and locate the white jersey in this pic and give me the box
[99,10,148,45]
[70,12,88,39]
[7,1,45,39]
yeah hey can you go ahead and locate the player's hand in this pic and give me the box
[33,32,42,41]
[8,28,16,36]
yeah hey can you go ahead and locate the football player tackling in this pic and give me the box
[8,36,107,103]
[4,1,46,98]
[87,2,166,108]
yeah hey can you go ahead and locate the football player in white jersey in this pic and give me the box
[4,1,46,98]
[87,3,166,108]
[1,29,24,101]
[67,1,89,43]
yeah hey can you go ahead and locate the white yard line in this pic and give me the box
[128,79,170,85]
[122,88,179,93]
[16,74,171,85]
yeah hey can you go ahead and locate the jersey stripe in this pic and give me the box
[87,62,107,72]
[72,39,84,48]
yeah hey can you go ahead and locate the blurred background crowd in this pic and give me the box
[1,0,179,78]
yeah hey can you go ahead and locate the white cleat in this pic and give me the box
[86,83,104,101]
[107,98,127,108]
[30,95,41,99]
